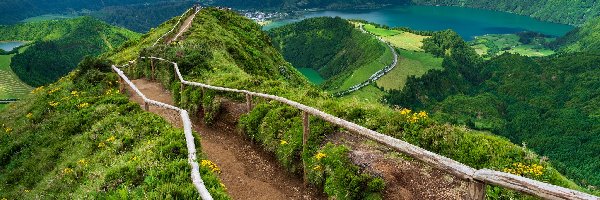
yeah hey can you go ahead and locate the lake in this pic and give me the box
[265,5,575,40]
[0,41,26,51]
[297,68,325,85]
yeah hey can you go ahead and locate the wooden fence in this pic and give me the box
[112,65,214,200]
[119,56,599,200]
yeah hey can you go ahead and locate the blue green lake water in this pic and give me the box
[0,41,25,51]
[297,68,325,85]
[265,5,575,40]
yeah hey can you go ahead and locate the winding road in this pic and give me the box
[335,24,399,96]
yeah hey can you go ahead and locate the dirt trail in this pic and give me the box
[125,79,324,200]
[165,10,197,44]
[327,132,469,199]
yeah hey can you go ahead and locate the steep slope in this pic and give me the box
[109,8,389,199]
[412,0,600,26]
[268,17,390,91]
[108,7,596,198]
[0,0,179,24]
[211,0,406,9]
[0,17,140,86]
[0,58,228,199]
[386,28,600,188]
[551,17,600,53]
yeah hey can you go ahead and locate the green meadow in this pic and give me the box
[363,23,428,51]
[0,47,33,110]
[21,14,77,23]
[470,34,555,57]
[376,49,443,91]
[333,45,393,93]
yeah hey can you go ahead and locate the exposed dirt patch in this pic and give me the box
[326,132,470,200]
[165,10,197,44]
[125,79,324,200]
[125,79,472,200]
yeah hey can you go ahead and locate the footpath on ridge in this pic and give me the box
[123,78,471,199]
[120,8,471,199]
[124,79,324,200]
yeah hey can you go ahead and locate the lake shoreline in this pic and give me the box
[265,5,574,39]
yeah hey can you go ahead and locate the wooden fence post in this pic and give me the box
[144,102,150,111]
[246,94,253,111]
[468,180,486,200]
[119,77,125,94]
[302,111,310,185]
[151,59,155,80]
[180,82,185,101]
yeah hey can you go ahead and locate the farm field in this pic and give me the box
[333,44,393,93]
[342,84,386,103]
[21,14,77,23]
[376,49,443,91]
[363,24,401,36]
[363,23,428,51]
[470,34,555,57]
[0,50,33,101]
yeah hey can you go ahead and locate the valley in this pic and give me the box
[0,1,599,199]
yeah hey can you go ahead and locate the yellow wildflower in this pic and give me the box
[106,136,116,143]
[31,86,44,94]
[71,90,79,97]
[399,108,411,115]
[24,189,30,193]
[98,142,106,148]
[62,167,73,174]
[77,103,89,109]
[313,165,323,171]
[26,113,33,119]
[4,127,12,133]
[48,101,59,107]
[315,152,326,160]
[201,160,221,174]
[131,156,138,161]
[418,111,428,118]
[220,183,227,191]
[105,89,113,95]
[47,87,60,94]
[280,140,288,145]
[410,115,419,123]
[77,159,87,166]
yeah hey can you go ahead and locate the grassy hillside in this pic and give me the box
[108,8,595,198]
[386,28,600,189]
[0,58,228,199]
[0,17,140,86]
[0,46,32,109]
[376,49,442,91]
[363,23,428,52]
[470,33,555,58]
[268,17,389,91]
[551,17,600,53]
[412,0,600,26]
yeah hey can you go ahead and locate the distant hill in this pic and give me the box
[268,17,389,91]
[211,0,404,9]
[0,0,180,24]
[412,0,600,26]
[0,17,139,86]
[0,57,228,199]
[551,17,600,53]
[386,29,600,187]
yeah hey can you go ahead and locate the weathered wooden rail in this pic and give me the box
[0,98,19,104]
[127,56,599,200]
[152,7,194,47]
[112,65,214,200]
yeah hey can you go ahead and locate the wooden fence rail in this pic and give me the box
[112,65,214,200]
[123,57,598,200]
